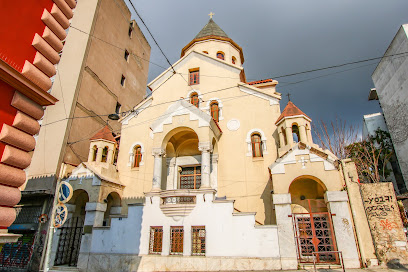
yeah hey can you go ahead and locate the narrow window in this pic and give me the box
[210,101,219,122]
[192,226,206,256]
[124,50,129,61]
[115,102,121,114]
[149,227,163,254]
[189,68,199,85]
[203,51,208,54]
[190,92,199,107]
[133,145,142,167]
[92,145,97,161]
[101,146,108,162]
[170,226,184,255]
[121,75,126,87]
[128,22,134,38]
[281,127,287,146]
[216,52,224,60]
[292,124,300,142]
[251,133,263,157]
[113,148,119,165]
[232,56,236,64]
[180,166,201,189]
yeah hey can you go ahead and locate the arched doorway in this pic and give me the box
[54,189,88,267]
[164,128,202,190]
[103,192,121,226]
[289,176,338,264]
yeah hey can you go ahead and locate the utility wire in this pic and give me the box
[128,0,176,74]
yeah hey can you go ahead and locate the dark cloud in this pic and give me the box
[127,0,408,128]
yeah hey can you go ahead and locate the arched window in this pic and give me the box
[190,92,199,107]
[101,146,108,162]
[232,56,236,64]
[251,133,263,157]
[92,145,97,161]
[292,124,300,143]
[134,145,142,167]
[210,101,219,122]
[216,51,224,60]
[281,127,287,146]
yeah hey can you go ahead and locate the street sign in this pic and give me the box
[54,203,68,228]
[58,181,73,204]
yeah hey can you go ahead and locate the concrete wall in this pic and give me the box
[372,24,408,190]
[85,192,283,271]
[28,0,150,180]
[360,182,408,263]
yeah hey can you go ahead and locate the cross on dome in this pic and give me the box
[208,12,214,19]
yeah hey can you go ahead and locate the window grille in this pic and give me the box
[134,146,142,167]
[14,206,42,224]
[192,226,206,256]
[251,134,263,157]
[189,70,199,85]
[170,227,184,255]
[149,227,163,254]
[180,166,201,189]
[210,102,219,122]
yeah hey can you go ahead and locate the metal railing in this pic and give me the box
[312,251,345,272]
[161,196,196,205]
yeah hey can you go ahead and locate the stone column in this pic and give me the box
[77,202,107,270]
[278,130,285,147]
[299,125,307,143]
[273,193,298,270]
[87,147,94,162]
[307,128,313,143]
[96,146,103,162]
[199,142,212,189]
[166,158,176,190]
[285,126,293,147]
[325,191,360,268]
[107,147,114,164]
[152,148,165,191]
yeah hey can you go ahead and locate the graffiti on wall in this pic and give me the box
[364,195,396,219]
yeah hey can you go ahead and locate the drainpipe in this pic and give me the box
[340,159,366,267]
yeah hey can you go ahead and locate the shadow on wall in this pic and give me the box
[261,177,274,225]
[387,259,408,270]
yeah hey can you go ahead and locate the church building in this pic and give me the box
[49,17,379,271]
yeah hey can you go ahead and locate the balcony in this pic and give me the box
[147,188,215,218]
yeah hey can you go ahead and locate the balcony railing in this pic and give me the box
[161,196,196,205]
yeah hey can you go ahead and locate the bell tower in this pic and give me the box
[87,125,117,166]
[275,101,314,157]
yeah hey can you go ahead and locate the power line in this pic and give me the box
[128,0,176,74]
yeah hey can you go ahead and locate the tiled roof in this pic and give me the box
[195,19,228,39]
[90,125,116,142]
[248,79,273,85]
[275,101,311,124]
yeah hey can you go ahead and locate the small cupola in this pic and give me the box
[275,101,313,156]
[87,125,117,166]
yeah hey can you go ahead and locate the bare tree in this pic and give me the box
[313,117,359,159]
[346,129,394,183]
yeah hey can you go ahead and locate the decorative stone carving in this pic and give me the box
[152,148,165,157]
[198,142,213,153]
[227,119,240,131]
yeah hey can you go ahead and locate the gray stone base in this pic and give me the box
[85,254,284,272]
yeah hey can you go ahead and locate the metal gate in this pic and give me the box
[292,200,338,264]
[54,217,84,266]
[0,232,35,269]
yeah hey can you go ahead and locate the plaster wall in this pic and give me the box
[183,40,243,67]
[89,193,281,267]
[118,51,282,224]
[372,24,408,188]
[28,0,150,178]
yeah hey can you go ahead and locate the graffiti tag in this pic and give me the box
[380,219,398,231]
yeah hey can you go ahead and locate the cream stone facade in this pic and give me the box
[52,18,382,271]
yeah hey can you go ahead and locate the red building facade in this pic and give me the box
[0,0,76,242]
